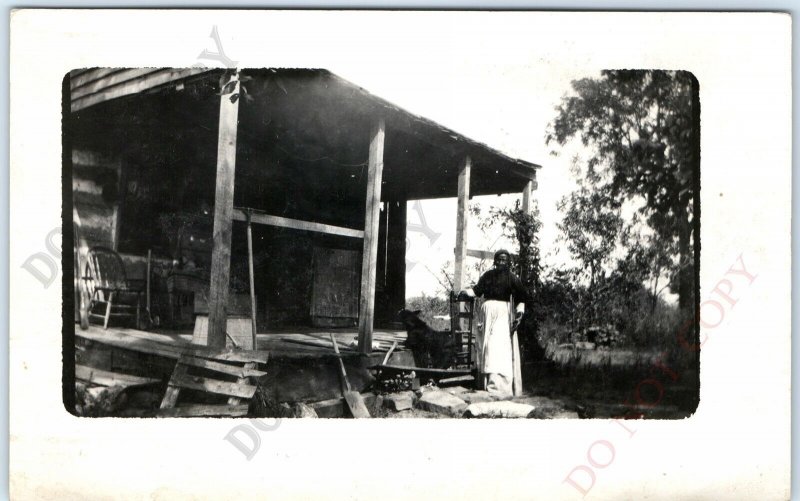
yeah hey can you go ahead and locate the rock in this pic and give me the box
[459,390,500,404]
[445,386,471,396]
[415,385,439,398]
[367,394,384,415]
[81,385,128,416]
[291,403,318,418]
[383,391,414,411]
[528,408,580,419]
[463,401,535,418]
[308,397,346,418]
[512,395,580,419]
[416,390,468,417]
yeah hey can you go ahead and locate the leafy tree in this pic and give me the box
[474,200,543,296]
[618,214,677,312]
[557,184,623,292]
[547,70,698,310]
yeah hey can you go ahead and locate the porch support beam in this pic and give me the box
[207,72,241,349]
[453,156,471,292]
[522,176,536,214]
[358,119,385,354]
[232,210,364,239]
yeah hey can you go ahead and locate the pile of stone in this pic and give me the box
[574,325,626,349]
[378,386,578,418]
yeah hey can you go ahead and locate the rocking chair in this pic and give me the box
[82,247,144,329]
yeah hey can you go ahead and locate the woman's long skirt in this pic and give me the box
[476,300,522,396]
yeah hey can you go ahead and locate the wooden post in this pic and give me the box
[522,178,535,214]
[246,212,258,351]
[453,156,471,292]
[519,177,537,286]
[358,119,385,354]
[207,71,241,349]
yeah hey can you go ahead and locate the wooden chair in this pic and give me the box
[450,291,476,368]
[82,246,144,329]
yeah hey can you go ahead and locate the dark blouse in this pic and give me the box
[472,268,528,306]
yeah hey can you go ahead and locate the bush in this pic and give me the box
[405,294,451,331]
[628,304,685,350]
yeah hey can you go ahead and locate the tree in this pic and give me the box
[557,184,623,291]
[474,200,543,296]
[618,214,678,312]
[547,70,698,310]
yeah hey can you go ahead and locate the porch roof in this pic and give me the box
[69,67,540,201]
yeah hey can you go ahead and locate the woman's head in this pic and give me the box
[493,249,510,270]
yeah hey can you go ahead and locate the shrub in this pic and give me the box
[405,294,451,331]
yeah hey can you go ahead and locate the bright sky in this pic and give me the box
[333,62,597,297]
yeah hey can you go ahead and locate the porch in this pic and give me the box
[68,67,540,417]
[74,323,416,411]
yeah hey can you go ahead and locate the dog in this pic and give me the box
[397,309,457,369]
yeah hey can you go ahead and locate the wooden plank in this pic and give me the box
[120,329,192,347]
[308,397,350,418]
[160,364,188,409]
[75,326,270,364]
[203,349,269,365]
[331,335,371,418]
[383,341,398,365]
[453,156,471,292]
[157,404,250,418]
[246,216,258,350]
[467,248,495,261]
[438,374,476,385]
[207,71,241,350]
[178,356,267,378]
[71,68,211,112]
[193,315,254,350]
[282,338,357,352]
[70,68,127,91]
[78,327,188,359]
[289,336,395,353]
[170,372,257,399]
[358,119,385,354]
[75,365,161,387]
[371,364,473,377]
[228,362,257,405]
[233,210,364,239]
[71,68,163,100]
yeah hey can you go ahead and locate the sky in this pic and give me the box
[333,62,596,297]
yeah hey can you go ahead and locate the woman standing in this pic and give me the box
[460,249,527,396]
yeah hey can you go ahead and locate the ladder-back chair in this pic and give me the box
[450,291,476,368]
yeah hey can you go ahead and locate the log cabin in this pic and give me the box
[67,67,541,359]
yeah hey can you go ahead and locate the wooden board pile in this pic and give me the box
[158,350,269,417]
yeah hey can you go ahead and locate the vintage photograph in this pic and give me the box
[65,66,700,420]
[10,9,790,500]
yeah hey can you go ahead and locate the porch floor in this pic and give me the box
[74,323,407,359]
[74,323,415,406]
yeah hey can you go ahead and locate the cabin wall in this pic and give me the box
[72,148,122,251]
[375,200,407,328]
